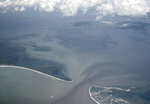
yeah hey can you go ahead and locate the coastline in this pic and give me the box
[89,86,100,104]
[0,64,73,82]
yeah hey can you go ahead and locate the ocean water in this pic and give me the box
[0,67,73,104]
[0,21,150,104]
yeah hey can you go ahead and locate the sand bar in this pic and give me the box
[0,64,73,82]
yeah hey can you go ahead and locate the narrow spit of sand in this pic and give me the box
[0,65,73,82]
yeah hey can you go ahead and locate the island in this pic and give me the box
[0,42,72,82]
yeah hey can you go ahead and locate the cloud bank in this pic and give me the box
[0,0,150,18]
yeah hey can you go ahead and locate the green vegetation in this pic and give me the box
[90,86,150,104]
[0,41,71,81]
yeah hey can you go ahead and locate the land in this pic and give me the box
[0,19,150,104]
[89,86,150,104]
[0,40,72,81]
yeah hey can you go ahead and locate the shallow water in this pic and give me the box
[1,21,150,104]
[0,67,74,103]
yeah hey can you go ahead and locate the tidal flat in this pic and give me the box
[1,21,150,104]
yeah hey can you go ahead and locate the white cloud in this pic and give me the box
[20,6,25,11]
[14,6,25,12]
[0,0,150,19]
[120,23,129,27]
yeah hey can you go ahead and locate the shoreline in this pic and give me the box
[0,64,73,82]
[89,87,100,104]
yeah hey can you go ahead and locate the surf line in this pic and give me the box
[89,87,100,104]
[0,65,73,82]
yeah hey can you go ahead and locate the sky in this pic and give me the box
[0,0,150,20]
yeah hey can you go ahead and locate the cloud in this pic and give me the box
[0,0,150,19]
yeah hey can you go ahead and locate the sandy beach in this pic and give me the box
[0,65,72,82]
